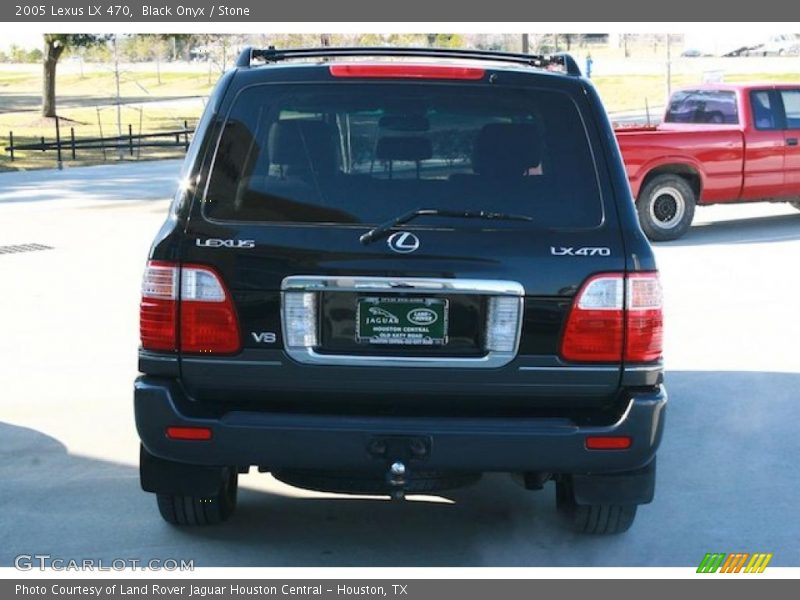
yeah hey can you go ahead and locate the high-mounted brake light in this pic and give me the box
[139,261,241,354]
[329,64,485,80]
[560,272,663,363]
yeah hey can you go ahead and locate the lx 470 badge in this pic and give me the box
[551,246,611,256]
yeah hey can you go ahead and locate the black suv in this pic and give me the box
[136,47,666,535]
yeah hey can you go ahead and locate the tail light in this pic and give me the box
[180,265,241,354]
[624,273,663,362]
[139,261,240,354]
[140,261,178,351]
[560,272,662,363]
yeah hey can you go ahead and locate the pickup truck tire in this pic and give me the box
[637,174,696,241]
[556,477,638,535]
[156,469,238,526]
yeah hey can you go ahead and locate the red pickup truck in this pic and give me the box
[615,83,800,240]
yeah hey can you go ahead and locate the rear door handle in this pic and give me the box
[788,138,799,146]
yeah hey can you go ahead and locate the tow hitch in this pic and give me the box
[368,436,431,500]
[272,433,479,497]
[387,461,407,500]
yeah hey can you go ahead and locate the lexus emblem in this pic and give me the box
[387,231,420,254]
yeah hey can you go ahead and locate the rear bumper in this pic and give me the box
[135,376,666,474]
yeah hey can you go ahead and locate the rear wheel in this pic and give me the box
[156,469,238,526]
[555,476,638,535]
[637,174,696,241]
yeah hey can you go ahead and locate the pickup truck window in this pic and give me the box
[780,90,800,129]
[751,91,780,130]
[664,90,738,124]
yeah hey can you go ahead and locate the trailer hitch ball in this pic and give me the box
[387,461,407,500]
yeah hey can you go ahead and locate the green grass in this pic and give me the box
[0,72,37,87]
[0,66,211,170]
[593,75,691,112]
[0,67,215,98]
[725,72,800,83]
[0,104,202,172]
[54,71,215,98]
[594,72,800,113]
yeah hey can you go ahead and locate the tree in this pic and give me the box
[430,34,465,49]
[9,44,27,63]
[42,34,104,117]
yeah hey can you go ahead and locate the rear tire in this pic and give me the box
[637,174,696,241]
[570,503,638,535]
[156,469,238,526]
[555,477,638,535]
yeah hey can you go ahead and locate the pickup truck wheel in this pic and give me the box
[555,477,638,535]
[156,469,238,526]
[638,174,696,241]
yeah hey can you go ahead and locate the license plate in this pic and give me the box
[356,297,449,346]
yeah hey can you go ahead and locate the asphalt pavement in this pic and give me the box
[1,160,799,567]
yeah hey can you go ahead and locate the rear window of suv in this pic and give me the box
[203,82,603,229]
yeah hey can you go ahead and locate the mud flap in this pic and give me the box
[139,445,228,496]
[570,458,656,505]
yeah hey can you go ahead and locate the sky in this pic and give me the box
[2,32,41,51]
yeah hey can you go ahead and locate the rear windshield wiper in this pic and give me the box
[359,208,533,245]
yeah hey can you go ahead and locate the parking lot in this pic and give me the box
[1,160,799,567]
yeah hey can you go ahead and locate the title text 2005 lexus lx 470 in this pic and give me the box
[135,47,666,535]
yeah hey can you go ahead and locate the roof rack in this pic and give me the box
[235,46,582,77]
